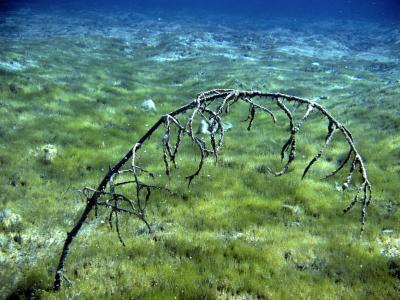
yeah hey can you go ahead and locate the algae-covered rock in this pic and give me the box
[0,233,8,248]
[9,82,19,94]
[0,210,23,233]
[42,144,57,164]
[141,98,157,112]
[377,229,400,258]
[197,120,233,135]
[27,144,58,164]
[197,120,210,134]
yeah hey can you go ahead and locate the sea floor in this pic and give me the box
[0,8,399,299]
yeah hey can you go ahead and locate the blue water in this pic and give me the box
[1,0,399,22]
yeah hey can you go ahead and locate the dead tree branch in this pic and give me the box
[54,89,371,290]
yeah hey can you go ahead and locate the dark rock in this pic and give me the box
[9,173,19,186]
[13,234,22,244]
[388,259,400,279]
[9,82,19,94]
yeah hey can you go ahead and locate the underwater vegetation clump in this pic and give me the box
[54,88,371,291]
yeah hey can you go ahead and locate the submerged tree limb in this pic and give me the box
[53,89,371,290]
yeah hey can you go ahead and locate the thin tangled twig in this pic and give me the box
[54,89,371,291]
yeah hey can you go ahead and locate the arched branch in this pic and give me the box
[53,89,372,291]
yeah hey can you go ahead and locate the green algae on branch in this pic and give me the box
[53,88,372,291]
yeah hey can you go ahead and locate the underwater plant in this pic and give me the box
[53,89,371,290]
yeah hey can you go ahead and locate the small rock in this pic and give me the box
[0,209,12,220]
[42,144,57,164]
[295,262,307,271]
[223,122,233,131]
[9,173,19,186]
[196,121,232,135]
[0,233,7,248]
[197,120,210,134]
[9,83,19,94]
[141,99,157,112]
[282,204,302,216]
[335,181,343,192]
[313,96,328,102]
[289,221,302,227]
[0,209,23,232]
[0,60,28,72]
[231,232,244,240]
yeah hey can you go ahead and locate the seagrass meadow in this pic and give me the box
[0,10,400,300]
